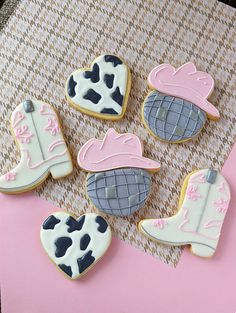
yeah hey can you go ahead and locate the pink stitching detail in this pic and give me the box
[186,184,201,201]
[4,172,16,181]
[15,125,33,144]
[153,219,168,229]
[214,198,229,214]
[44,118,60,135]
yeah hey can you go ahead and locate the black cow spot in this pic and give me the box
[83,89,101,104]
[95,216,108,233]
[104,55,122,67]
[42,215,60,230]
[67,75,77,98]
[55,237,72,257]
[100,108,118,115]
[58,264,72,277]
[66,215,85,233]
[104,74,114,89]
[77,250,95,274]
[111,87,123,106]
[80,234,91,251]
[84,63,100,83]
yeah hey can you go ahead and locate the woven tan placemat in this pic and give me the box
[0,0,235,266]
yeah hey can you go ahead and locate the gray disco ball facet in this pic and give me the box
[87,168,151,216]
[143,91,207,142]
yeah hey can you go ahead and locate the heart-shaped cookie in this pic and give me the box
[40,212,112,279]
[65,54,131,120]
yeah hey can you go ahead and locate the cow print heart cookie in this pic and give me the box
[40,212,112,279]
[65,54,131,120]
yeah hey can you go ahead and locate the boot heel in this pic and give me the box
[50,161,73,179]
[190,243,215,258]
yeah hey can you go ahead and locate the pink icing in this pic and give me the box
[214,198,229,214]
[44,118,60,135]
[217,181,231,196]
[153,219,168,229]
[178,209,220,241]
[39,104,55,116]
[204,220,222,229]
[15,125,33,144]
[4,172,16,181]
[186,184,201,201]
[22,148,67,169]
[218,182,226,193]
[48,140,65,152]
[190,173,206,184]
[77,128,161,172]
[12,111,25,128]
[148,62,219,118]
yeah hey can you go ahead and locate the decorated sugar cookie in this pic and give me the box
[0,100,73,194]
[78,128,160,216]
[65,54,131,120]
[139,169,230,258]
[142,63,220,143]
[40,212,112,279]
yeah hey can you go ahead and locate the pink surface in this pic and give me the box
[148,63,220,118]
[1,144,236,313]
[77,128,160,172]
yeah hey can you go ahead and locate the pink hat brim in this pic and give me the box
[172,89,220,119]
[148,63,220,119]
[148,74,219,119]
[78,153,161,172]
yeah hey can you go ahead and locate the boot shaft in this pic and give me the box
[11,100,68,166]
[0,100,73,193]
[181,169,230,240]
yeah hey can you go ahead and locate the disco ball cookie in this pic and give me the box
[78,128,160,216]
[40,212,112,279]
[142,62,220,143]
[65,54,131,120]
[0,100,73,194]
[139,169,230,258]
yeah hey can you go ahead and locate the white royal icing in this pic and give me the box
[0,100,73,193]
[139,169,230,257]
[40,212,112,279]
[66,54,129,115]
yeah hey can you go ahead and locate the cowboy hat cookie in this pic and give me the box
[142,62,220,143]
[0,100,73,194]
[139,169,230,258]
[65,54,131,120]
[40,212,112,279]
[78,128,160,217]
